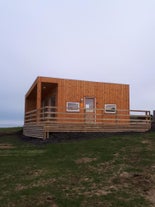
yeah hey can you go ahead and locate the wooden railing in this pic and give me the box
[24,107,151,126]
[24,107,151,138]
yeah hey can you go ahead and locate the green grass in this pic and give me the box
[0,127,22,133]
[0,128,155,207]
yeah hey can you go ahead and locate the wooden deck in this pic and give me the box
[23,107,151,139]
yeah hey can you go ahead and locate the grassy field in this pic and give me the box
[0,128,155,207]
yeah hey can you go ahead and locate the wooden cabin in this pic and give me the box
[23,76,151,139]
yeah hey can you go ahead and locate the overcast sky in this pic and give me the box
[0,0,155,126]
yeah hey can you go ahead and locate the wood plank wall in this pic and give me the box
[56,78,129,110]
[25,76,129,123]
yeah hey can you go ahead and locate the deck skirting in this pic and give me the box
[23,122,151,140]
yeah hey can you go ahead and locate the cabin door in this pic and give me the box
[84,97,96,123]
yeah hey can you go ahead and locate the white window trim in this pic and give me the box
[105,104,117,113]
[66,102,80,112]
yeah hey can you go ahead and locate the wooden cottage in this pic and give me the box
[23,76,151,139]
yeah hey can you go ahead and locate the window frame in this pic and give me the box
[66,102,80,112]
[105,104,117,113]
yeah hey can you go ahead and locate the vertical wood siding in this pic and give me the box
[25,76,129,123]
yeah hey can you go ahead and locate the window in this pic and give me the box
[105,104,116,113]
[66,102,80,112]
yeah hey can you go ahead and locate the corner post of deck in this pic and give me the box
[36,77,41,123]
[146,110,151,123]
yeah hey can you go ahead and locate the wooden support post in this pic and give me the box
[37,78,41,123]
